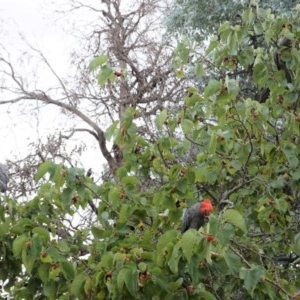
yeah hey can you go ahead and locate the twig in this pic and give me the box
[76,175,119,216]
[230,244,293,298]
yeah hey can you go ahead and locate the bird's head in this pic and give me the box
[199,198,213,216]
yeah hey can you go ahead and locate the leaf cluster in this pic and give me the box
[2,4,300,299]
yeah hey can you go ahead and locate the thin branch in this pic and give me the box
[221,178,255,202]
[27,45,72,103]
[76,175,119,216]
[230,242,293,298]
[60,128,99,142]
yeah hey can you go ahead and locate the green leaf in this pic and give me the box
[204,79,222,98]
[225,77,239,97]
[208,130,217,154]
[105,121,119,141]
[157,230,178,252]
[152,272,170,292]
[88,55,108,71]
[239,265,265,296]
[119,204,135,223]
[195,62,204,78]
[22,247,36,274]
[66,167,85,182]
[198,283,216,300]
[181,230,200,263]
[70,272,86,297]
[91,226,105,239]
[177,177,188,194]
[57,240,70,253]
[43,280,56,299]
[181,119,194,135]
[108,186,121,207]
[282,142,299,168]
[168,240,182,274]
[47,247,67,262]
[117,268,127,294]
[0,221,9,237]
[218,21,231,40]
[274,198,289,214]
[32,227,50,244]
[206,37,219,55]
[216,224,234,247]
[97,65,114,86]
[35,161,54,181]
[291,170,300,180]
[84,277,93,296]
[155,109,168,130]
[99,252,114,269]
[13,235,28,258]
[228,32,238,56]
[121,176,141,185]
[124,267,138,297]
[61,261,75,281]
[38,264,50,283]
[169,278,183,291]
[50,164,64,188]
[175,41,190,64]
[11,218,32,234]
[222,209,246,233]
[223,250,242,274]
[203,239,213,264]
[61,187,73,208]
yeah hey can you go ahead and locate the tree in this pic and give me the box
[1,2,300,299]
[166,0,298,41]
[0,0,182,197]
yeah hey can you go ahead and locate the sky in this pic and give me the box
[0,0,104,172]
[0,1,67,63]
[0,0,66,156]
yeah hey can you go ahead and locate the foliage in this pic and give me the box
[0,0,181,199]
[2,3,300,300]
[166,0,298,40]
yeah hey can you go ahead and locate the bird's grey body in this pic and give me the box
[0,163,8,192]
[181,203,205,233]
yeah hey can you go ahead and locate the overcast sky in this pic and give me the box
[0,1,64,156]
[0,1,103,172]
[0,1,66,56]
